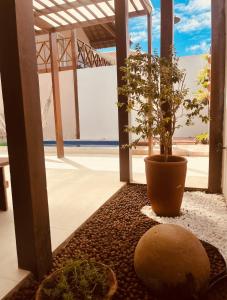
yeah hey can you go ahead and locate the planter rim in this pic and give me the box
[207,274,227,291]
[144,155,187,165]
[35,263,117,300]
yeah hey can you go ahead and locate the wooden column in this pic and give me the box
[147,12,153,156]
[0,168,7,211]
[0,0,52,278]
[115,0,132,182]
[71,30,80,139]
[50,32,64,158]
[160,0,174,58]
[160,0,174,155]
[208,0,226,193]
[147,13,152,55]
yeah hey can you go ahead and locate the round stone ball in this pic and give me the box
[134,224,210,299]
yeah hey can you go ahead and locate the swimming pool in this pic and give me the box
[44,140,119,147]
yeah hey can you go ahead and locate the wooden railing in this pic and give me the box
[36,37,112,73]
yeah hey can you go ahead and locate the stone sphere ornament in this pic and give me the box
[134,224,210,299]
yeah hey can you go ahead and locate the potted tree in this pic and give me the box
[118,47,208,217]
[36,259,117,300]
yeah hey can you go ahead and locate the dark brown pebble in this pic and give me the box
[6,184,227,300]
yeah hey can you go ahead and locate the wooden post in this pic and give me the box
[71,30,80,140]
[161,0,174,59]
[50,32,64,158]
[160,0,174,155]
[0,168,7,211]
[147,12,153,156]
[115,0,132,182]
[147,13,152,55]
[208,0,226,193]
[0,0,52,278]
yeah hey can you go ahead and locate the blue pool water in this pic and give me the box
[44,140,119,147]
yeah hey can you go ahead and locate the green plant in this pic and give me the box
[41,259,110,300]
[117,46,208,161]
[196,132,209,145]
[195,54,210,107]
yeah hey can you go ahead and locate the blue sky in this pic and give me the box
[100,0,211,57]
[129,0,211,56]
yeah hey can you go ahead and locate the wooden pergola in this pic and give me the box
[0,0,225,284]
[0,0,152,279]
[34,0,153,159]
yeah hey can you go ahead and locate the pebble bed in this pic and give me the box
[7,185,227,300]
[141,191,227,262]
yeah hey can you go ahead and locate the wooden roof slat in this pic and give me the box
[48,0,82,23]
[34,0,68,26]
[44,0,77,24]
[35,0,105,16]
[101,23,115,37]
[35,8,147,35]
[103,1,115,14]
[141,0,152,13]
[78,0,99,20]
[89,0,108,18]
[33,0,151,33]
[72,2,93,22]
[130,0,138,12]
[35,0,149,17]
[90,38,115,48]
[52,1,84,23]
[34,14,54,31]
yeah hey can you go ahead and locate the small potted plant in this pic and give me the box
[118,47,208,217]
[36,259,117,300]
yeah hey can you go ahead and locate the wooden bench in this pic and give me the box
[0,158,9,211]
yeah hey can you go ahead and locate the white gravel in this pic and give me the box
[141,192,227,262]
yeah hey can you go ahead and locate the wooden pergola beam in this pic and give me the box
[208,0,226,193]
[147,11,153,156]
[35,0,146,16]
[101,24,116,38]
[0,0,52,278]
[50,32,65,158]
[89,39,116,48]
[141,0,153,14]
[115,0,132,182]
[35,0,109,15]
[34,16,53,32]
[35,10,147,33]
[71,30,80,139]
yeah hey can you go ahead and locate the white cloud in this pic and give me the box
[129,9,161,45]
[186,40,211,53]
[152,8,161,38]
[176,0,211,14]
[177,11,211,33]
[175,0,211,33]
[129,16,147,32]
[130,31,148,44]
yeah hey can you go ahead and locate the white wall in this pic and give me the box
[175,55,208,137]
[78,66,118,140]
[0,55,209,141]
[38,66,118,140]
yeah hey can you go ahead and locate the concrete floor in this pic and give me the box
[0,153,208,299]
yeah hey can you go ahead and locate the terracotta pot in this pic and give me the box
[144,155,187,217]
[36,263,117,300]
